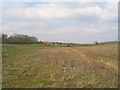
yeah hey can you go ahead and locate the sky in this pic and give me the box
[1,1,118,44]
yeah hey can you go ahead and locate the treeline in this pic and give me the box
[1,33,38,44]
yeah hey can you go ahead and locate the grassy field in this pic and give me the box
[31,43,89,47]
[2,44,118,88]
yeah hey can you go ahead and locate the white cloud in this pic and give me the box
[2,0,119,2]
[101,2,118,21]
[2,3,100,19]
[3,2,117,22]
[2,2,118,43]
[48,26,79,34]
[83,28,100,33]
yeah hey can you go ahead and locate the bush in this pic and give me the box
[67,44,71,47]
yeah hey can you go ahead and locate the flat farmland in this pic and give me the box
[2,44,118,88]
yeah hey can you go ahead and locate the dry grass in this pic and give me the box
[2,44,118,88]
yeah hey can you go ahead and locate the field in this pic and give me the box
[2,44,118,88]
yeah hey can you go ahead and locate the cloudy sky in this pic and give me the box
[1,1,118,44]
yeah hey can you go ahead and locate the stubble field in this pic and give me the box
[2,44,118,88]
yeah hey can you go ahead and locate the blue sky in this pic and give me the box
[1,1,118,44]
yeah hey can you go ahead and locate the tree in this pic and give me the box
[94,41,98,45]
[3,33,38,44]
[2,33,8,44]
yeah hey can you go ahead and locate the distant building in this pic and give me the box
[43,41,53,44]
